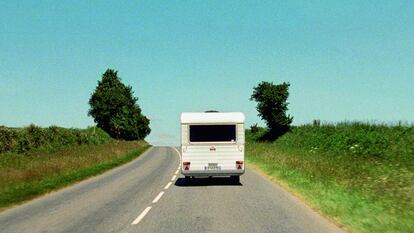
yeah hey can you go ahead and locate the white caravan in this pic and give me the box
[180,112,245,182]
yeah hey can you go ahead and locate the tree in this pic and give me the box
[250,81,293,139]
[88,69,150,140]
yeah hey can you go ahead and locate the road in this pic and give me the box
[0,147,342,233]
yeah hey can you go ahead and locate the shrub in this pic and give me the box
[250,123,259,133]
[313,119,321,126]
[264,122,414,160]
[0,126,18,153]
[0,125,112,155]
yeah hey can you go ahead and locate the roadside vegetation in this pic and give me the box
[0,129,149,209]
[246,123,414,233]
[88,69,151,140]
[250,81,293,140]
[249,80,413,232]
[0,124,110,154]
[0,68,152,210]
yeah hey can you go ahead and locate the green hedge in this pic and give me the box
[246,122,414,233]
[0,125,111,154]
[248,122,414,160]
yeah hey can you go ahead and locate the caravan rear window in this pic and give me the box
[189,125,236,142]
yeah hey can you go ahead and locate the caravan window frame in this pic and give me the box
[187,123,239,145]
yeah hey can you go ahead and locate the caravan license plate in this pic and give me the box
[205,163,221,170]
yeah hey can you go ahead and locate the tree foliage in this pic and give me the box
[250,81,293,139]
[88,69,150,140]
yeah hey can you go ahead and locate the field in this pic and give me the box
[0,125,150,209]
[246,122,414,233]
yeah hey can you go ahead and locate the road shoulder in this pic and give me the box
[246,160,346,232]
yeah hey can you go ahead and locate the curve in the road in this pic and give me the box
[0,147,343,233]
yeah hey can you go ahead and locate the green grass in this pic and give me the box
[0,140,150,209]
[246,122,414,233]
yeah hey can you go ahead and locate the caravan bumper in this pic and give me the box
[181,169,245,177]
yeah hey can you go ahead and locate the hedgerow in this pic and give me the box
[0,125,111,154]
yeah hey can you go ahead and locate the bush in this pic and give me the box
[261,122,414,160]
[0,126,18,153]
[245,122,414,233]
[313,119,321,126]
[250,123,259,133]
[0,125,111,155]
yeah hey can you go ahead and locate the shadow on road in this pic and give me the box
[175,177,243,187]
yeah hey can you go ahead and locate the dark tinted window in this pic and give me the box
[189,125,236,142]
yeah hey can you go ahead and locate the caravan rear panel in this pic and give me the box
[180,112,245,177]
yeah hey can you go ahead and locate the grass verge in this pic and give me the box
[0,141,150,210]
[246,124,413,233]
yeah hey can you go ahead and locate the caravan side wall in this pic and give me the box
[181,123,245,177]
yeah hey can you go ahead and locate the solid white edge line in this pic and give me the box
[164,181,173,190]
[172,147,181,176]
[173,147,181,156]
[132,206,152,225]
[152,191,165,203]
[171,175,177,181]
[172,147,182,167]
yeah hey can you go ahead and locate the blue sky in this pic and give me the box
[1,1,413,145]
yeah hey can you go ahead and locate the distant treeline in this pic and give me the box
[248,121,414,160]
[0,125,111,154]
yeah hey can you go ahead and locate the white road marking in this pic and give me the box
[164,181,173,190]
[132,206,152,225]
[171,147,182,170]
[130,148,181,226]
[173,147,181,156]
[152,191,165,203]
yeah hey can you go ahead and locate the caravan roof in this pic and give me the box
[181,112,245,124]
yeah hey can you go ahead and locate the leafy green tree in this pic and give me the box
[250,81,293,139]
[88,69,150,140]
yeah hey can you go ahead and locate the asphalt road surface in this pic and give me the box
[0,147,343,233]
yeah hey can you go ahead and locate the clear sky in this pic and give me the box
[1,1,413,145]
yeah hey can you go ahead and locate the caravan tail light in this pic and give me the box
[236,161,244,169]
[183,162,190,170]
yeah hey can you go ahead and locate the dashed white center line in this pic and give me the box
[164,181,173,190]
[132,206,152,225]
[131,147,182,226]
[152,191,165,203]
